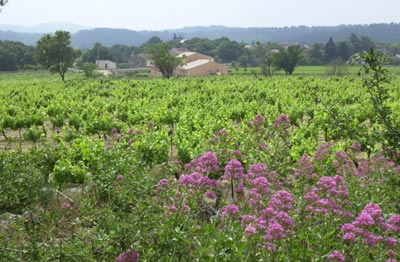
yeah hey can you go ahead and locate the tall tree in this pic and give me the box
[337,41,350,62]
[81,42,113,63]
[36,31,80,81]
[0,49,17,71]
[146,36,163,46]
[273,45,303,75]
[350,33,375,54]
[148,43,182,78]
[308,42,325,65]
[0,40,37,69]
[218,40,243,63]
[325,37,338,62]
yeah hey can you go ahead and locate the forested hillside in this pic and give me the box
[1,23,400,48]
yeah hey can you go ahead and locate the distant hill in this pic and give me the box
[71,28,172,49]
[170,24,400,44]
[0,22,91,33]
[1,23,400,48]
[0,31,42,46]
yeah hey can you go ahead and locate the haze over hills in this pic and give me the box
[1,23,400,48]
[0,22,91,34]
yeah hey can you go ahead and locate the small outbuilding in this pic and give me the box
[96,60,116,70]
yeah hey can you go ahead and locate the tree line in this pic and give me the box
[1,30,400,78]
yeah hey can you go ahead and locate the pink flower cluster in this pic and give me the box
[294,153,317,180]
[115,250,139,262]
[248,114,265,131]
[221,204,239,217]
[61,202,73,210]
[186,152,219,175]
[333,151,358,176]
[327,250,345,262]
[222,159,245,180]
[156,179,170,191]
[273,114,290,129]
[313,141,333,163]
[209,128,232,145]
[178,172,219,189]
[247,163,268,179]
[304,175,349,216]
[240,190,295,253]
[341,203,400,248]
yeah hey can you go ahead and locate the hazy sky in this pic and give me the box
[1,0,399,30]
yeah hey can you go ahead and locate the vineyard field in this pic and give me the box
[1,74,400,261]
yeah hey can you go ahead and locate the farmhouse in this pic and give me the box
[178,59,227,76]
[96,60,116,70]
[128,53,152,69]
[177,52,213,64]
[177,52,227,76]
[128,50,227,77]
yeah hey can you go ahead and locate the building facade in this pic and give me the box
[128,53,152,69]
[96,60,116,70]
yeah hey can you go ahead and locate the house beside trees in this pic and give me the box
[130,44,228,77]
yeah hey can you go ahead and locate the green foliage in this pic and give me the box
[325,37,338,62]
[273,45,303,75]
[36,30,80,81]
[146,36,163,45]
[82,62,97,78]
[218,40,243,63]
[52,159,86,187]
[350,33,375,54]
[148,43,182,78]
[354,48,400,160]
[0,48,17,71]
[327,58,349,76]
[0,40,37,69]
[81,42,114,64]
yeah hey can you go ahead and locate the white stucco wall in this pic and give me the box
[96,60,117,70]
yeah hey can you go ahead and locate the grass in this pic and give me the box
[2,65,399,80]
[229,65,400,76]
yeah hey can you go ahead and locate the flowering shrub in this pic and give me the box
[152,141,400,261]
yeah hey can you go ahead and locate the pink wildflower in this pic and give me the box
[327,250,345,262]
[264,221,285,241]
[156,179,170,191]
[221,204,239,217]
[115,250,139,262]
[195,152,219,174]
[245,226,257,237]
[247,163,267,179]
[61,202,73,210]
[294,153,316,179]
[222,160,244,180]
[385,237,398,248]
[204,191,217,200]
[387,250,398,257]
[268,190,294,212]
[273,114,290,129]
[354,212,375,227]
